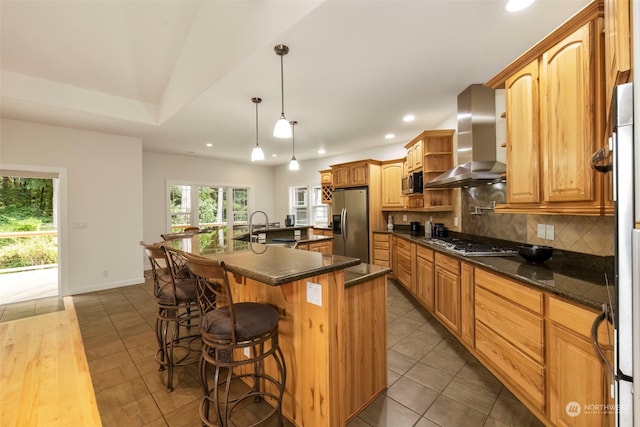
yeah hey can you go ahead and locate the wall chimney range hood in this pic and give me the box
[425,84,505,189]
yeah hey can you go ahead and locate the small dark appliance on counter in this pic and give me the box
[432,223,448,238]
[410,221,421,236]
[517,244,553,263]
[285,215,295,227]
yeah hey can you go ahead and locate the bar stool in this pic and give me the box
[139,242,200,392]
[183,253,286,427]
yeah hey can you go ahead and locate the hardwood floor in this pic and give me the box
[0,297,101,426]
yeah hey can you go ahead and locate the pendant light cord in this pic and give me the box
[280,55,285,115]
[255,101,259,146]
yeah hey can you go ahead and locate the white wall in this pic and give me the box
[142,151,275,244]
[0,118,144,296]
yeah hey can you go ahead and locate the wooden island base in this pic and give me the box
[230,269,388,426]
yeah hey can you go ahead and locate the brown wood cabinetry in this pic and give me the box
[312,228,333,237]
[434,252,461,335]
[422,130,454,210]
[372,232,391,268]
[547,296,614,427]
[405,137,423,172]
[296,239,332,254]
[487,1,611,216]
[460,262,474,347]
[415,245,434,311]
[604,0,631,123]
[394,237,414,292]
[331,161,373,188]
[474,269,545,412]
[319,169,333,204]
[381,160,404,209]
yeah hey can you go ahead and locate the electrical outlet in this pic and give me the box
[402,214,407,221]
[545,224,555,240]
[453,217,459,227]
[243,347,250,358]
[537,224,546,239]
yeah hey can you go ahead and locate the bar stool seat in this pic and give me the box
[139,242,200,392]
[183,252,286,427]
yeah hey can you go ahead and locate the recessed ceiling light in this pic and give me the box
[385,133,395,140]
[318,148,326,154]
[205,143,213,148]
[505,0,535,12]
[271,154,277,157]
[403,114,415,122]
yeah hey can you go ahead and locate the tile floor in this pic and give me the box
[1,278,544,427]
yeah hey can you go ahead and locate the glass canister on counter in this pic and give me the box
[425,217,433,238]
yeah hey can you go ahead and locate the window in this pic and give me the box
[288,185,328,227]
[168,184,250,238]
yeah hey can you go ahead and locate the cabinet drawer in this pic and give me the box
[373,248,390,262]
[395,237,411,251]
[373,233,390,248]
[416,245,434,261]
[475,287,544,363]
[475,269,543,314]
[548,296,610,347]
[476,322,545,411]
[434,252,459,274]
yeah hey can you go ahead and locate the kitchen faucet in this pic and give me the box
[248,210,269,242]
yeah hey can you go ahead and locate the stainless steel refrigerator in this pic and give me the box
[592,82,639,426]
[332,187,369,263]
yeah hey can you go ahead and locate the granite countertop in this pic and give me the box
[381,230,612,310]
[167,232,359,286]
[344,263,392,287]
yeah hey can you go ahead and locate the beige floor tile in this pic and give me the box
[386,376,440,415]
[358,394,422,427]
[100,394,163,427]
[442,375,502,415]
[405,361,455,393]
[424,394,488,427]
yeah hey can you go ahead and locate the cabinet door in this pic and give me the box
[434,262,460,335]
[332,167,350,188]
[548,324,613,427]
[460,262,474,347]
[373,233,391,267]
[381,162,404,208]
[413,139,423,170]
[308,241,332,254]
[505,60,540,204]
[540,23,596,203]
[350,163,368,186]
[605,0,631,117]
[416,247,434,311]
[406,146,414,171]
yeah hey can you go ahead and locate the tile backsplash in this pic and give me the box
[461,185,614,256]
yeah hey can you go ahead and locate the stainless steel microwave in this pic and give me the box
[401,172,423,195]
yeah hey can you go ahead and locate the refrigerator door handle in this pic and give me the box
[341,208,348,242]
[591,305,633,383]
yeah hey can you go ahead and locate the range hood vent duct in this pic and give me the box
[425,84,505,189]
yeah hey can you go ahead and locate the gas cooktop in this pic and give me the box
[425,237,518,257]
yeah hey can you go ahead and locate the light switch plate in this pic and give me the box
[402,214,407,221]
[537,224,546,239]
[545,224,555,240]
[244,347,250,358]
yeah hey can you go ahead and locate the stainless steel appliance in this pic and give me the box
[401,171,423,195]
[426,237,517,257]
[332,187,369,263]
[591,82,639,426]
[425,84,505,189]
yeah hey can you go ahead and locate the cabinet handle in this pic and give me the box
[591,146,613,173]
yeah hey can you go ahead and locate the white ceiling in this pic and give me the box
[0,0,591,166]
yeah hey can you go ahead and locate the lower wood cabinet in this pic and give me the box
[475,269,545,412]
[460,262,474,347]
[434,253,461,335]
[415,246,434,311]
[547,296,614,427]
[372,232,391,268]
[395,238,414,292]
[296,240,332,254]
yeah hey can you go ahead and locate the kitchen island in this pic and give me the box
[167,233,390,426]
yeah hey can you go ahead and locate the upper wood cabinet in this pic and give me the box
[330,160,377,188]
[487,1,611,216]
[319,169,333,204]
[604,0,631,124]
[381,160,404,209]
[505,60,540,204]
[405,137,423,172]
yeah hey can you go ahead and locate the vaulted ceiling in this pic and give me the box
[0,0,590,165]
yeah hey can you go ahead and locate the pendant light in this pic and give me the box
[273,44,292,138]
[250,97,265,161]
[288,120,299,171]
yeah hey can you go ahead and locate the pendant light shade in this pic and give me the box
[288,120,299,171]
[273,45,292,138]
[251,97,265,161]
